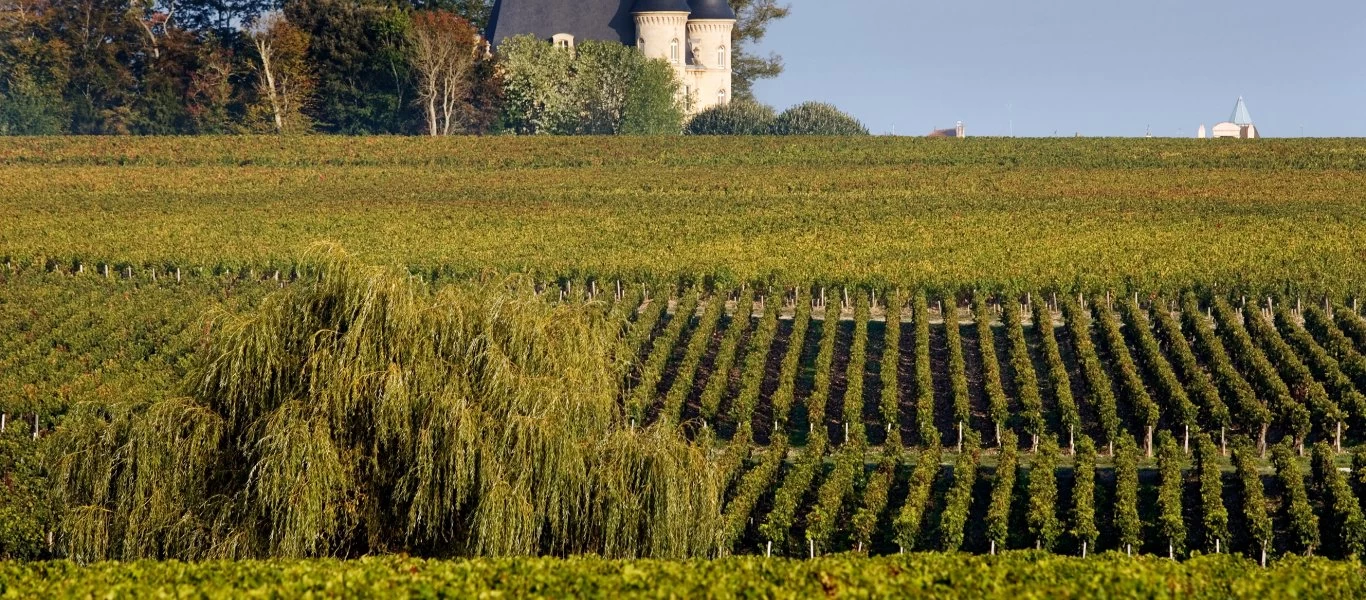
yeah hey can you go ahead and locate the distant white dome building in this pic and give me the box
[1210,97,1259,139]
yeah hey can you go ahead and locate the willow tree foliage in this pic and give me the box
[54,253,721,560]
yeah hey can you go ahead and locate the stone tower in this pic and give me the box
[632,0,735,113]
[486,0,736,113]
[683,0,737,112]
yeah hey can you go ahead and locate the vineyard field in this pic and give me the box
[5,271,1366,561]
[5,137,1366,592]
[1,137,1364,294]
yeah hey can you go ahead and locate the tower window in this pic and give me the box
[718,89,728,105]
[718,46,727,68]
[670,39,679,64]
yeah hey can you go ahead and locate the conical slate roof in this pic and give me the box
[633,0,691,12]
[485,0,637,46]
[687,0,736,19]
[1231,97,1253,125]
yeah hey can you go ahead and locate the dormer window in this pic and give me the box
[670,39,679,64]
[552,33,575,51]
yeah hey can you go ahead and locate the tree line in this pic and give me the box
[0,0,789,135]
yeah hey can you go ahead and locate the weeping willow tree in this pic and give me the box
[53,252,721,560]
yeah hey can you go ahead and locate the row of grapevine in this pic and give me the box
[987,431,1019,554]
[1210,297,1312,450]
[627,290,699,423]
[758,432,829,556]
[1234,440,1274,566]
[1033,300,1080,453]
[1272,442,1320,555]
[805,442,863,556]
[1119,298,1199,451]
[1156,432,1186,559]
[1195,434,1230,554]
[1025,438,1061,550]
[805,299,841,437]
[718,437,789,555]
[1181,294,1270,451]
[913,293,938,447]
[974,296,1009,446]
[659,292,729,425]
[1273,307,1365,443]
[893,444,945,552]
[850,452,897,553]
[880,291,903,448]
[1150,302,1232,449]
[1336,310,1366,351]
[1002,301,1045,450]
[1304,306,1366,393]
[723,296,780,443]
[1072,436,1099,556]
[841,295,870,445]
[938,433,981,552]
[698,289,758,422]
[1245,306,1342,447]
[1310,442,1366,558]
[1061,296,1121,453]
[1093,300,1161,456]
[769,293,812,435]
[944,298,972,450]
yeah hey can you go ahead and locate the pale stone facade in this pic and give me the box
[487,0,736,114]
[681,19,735,112]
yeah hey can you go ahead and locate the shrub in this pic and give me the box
[770,102,869,136]
[684,100,776,135]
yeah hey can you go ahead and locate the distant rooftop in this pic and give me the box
[1231,97,1253,126]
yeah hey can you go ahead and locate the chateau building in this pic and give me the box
[486,0,736,112]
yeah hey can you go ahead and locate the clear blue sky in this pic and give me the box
[749,0,1366,137]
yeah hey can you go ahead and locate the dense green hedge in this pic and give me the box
[3,554,1364,598]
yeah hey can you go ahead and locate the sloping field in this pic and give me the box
[3,138,1366,591]
[1,137,1363,293]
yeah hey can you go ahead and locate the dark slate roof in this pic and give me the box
[687,0,736,19]
[485,0,736,47]
[633,0,691,12]
[486,0,638,46]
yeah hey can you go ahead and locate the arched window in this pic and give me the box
[717,46,727,68]
[670,39,679,64]
[638,38,645,50]
[718,89,728,105]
